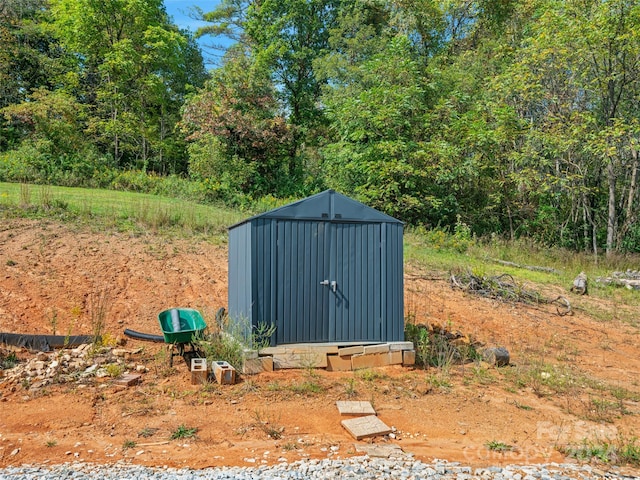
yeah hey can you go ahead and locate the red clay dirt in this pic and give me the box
[1,218,639,473]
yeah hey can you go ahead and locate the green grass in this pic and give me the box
[170,424,198,440]
[562,435,640,466]
[485,440,515,452]
[0,182,245,241]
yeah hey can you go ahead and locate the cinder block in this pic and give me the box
[389,341,415,351]
[243,356,274,375]
[191,358,208,385]
[327,354,353,372]
[363,344,390,355]
[402,350,416,366]
[351,352,390,370]
[388,350,403,365]
[243,349,259,360]
[338,345,364,357]
[212,360,236,384]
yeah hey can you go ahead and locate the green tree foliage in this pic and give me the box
[50,0,207,173]
[0,0,70,151]
[492,0,640,253]
[182,47,293,198]
[2,0,640,253]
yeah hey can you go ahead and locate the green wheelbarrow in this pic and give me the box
[158,308,207,366]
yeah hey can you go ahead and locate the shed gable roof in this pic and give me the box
[229,190,402,228]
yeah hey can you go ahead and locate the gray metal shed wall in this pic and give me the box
[228,223,252,335]
[228,193,404,345]
[384,222,404,341]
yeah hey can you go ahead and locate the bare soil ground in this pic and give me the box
[1,218,639,473]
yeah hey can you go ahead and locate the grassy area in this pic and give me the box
[0,182,246,242]
[404,227,640,324]
[2,181,639,316]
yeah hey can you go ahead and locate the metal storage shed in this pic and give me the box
[228,189,404,346]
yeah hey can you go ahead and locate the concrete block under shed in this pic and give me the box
[272,352,327,369]
[338,345,364,357]
[388,341,414,351]
[243,356,274,375]
[212,361,236,384]
[190,358,208,385]
[327,354,352,372]
[351,352,389,369]
[363,344,390,355]
[402,350,416,366]
[388,350,403,365]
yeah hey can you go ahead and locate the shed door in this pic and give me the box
[275,221,383,343]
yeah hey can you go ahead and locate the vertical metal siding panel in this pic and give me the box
[351,224,367,340]
[228,223,253,339]
[336,224,345,340]
[322,223,328,341]
[296,222,304,341]
[396,224,405,341]
[386,223,404,341]
[373,224,382,342]
[328,221,336,342]
[276,221,285,343]
[349,224,357,341]
[386,223,395,341]
[268,220,276,346]
[286,221,295,342]
[254,220,264,330]
[369,223,377,340]
[302,222,309,341]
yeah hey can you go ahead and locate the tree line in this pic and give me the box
[1,0,639,254]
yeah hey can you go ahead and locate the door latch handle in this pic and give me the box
[320,280,329,286]
[330,280,337,293]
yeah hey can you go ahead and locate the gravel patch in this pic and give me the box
[1,457,637,480]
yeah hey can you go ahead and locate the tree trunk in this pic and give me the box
[617,145,639,247]
[605,157,616,256]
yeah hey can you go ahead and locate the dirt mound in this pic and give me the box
[1,219,639,473]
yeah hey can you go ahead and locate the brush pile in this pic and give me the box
[449,269,571,316]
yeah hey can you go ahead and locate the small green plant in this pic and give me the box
[486,440,515,452]
[47,309,58,336]
[289,379,324,395]
[356,368,387,382]
[138,428,158,438]
[1,351,18,370]
[89,287,111,347]
[426,372,452,391]
[344,378,357,397]
[122,439,137,450]
[105,363,124,378]
[252,410,284,439]
[404,322,429,367]
[170,424,198,440]
[45,440,57,448]
[6,259,16,266]
[512,400,534,411]
[251,321,277,352]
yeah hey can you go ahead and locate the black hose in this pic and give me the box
[0,333,96,352]
[123,328,165,343]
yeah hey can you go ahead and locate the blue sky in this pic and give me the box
[164,0,231,69]
[164,0,210,33]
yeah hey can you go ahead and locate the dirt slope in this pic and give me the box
[1,218,639,473]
